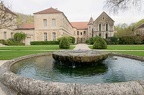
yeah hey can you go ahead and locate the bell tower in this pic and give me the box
[88,17,93,39]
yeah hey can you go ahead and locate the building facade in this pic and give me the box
[0,7,115,45]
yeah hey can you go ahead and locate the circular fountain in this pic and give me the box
[52,50,109,66]
[0,51,144,95]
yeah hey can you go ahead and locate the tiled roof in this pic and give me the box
[137,24,144,29]
[34,7,63,14]
[16,23,34,30]
[71,22,88,29]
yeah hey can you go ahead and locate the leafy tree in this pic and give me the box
[14,32,26,43]
[114,23,135,37]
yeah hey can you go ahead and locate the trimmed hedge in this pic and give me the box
[30,41,59,45]
[57,36,75,44]
[93,37,107,49]
[105,37,119,45]
[59,37,70,49]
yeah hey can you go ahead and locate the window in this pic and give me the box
[77,31,79,35]
[99,24,101,31]
[43,19,47,26]
[11,32,13,38]
[83,31,86,35]
[99,33,101,37]
[52,32,56,41]
[81,32,82,35]
[106,33,108,38]
[4,32,6,39]
[44,32,47,41]
[52,19,56,27]
[106,24,108,31]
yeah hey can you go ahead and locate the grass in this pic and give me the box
[0,45,75,60]
[113,51,144,57]
[0,51,49,60]
[88,45,144,57]
[89,45,144,50]
[0,45,144,60]
[0,45,75,50]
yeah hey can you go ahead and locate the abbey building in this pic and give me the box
[0,7,115,45]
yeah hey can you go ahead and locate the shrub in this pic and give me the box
[59,37,70,49]
[93,37,107,49]
[57,36,75,44]
[105,37,119,45]
[134,35,143,44]
[70,36,75,44]
[30,41,59,45]
[89,38,94,44]
[14,32,26,43]
[4,38,24,46]
[87,36,101,45]
[0,39,6,45]
[119,36,135,44]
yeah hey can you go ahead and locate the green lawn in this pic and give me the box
[0,51,49,60]
[115,51,144,57]
[89,45,144,57]
[0,45,75,60]
[89,45,144,50]
[0,45,75,50]
[0,45,144,60]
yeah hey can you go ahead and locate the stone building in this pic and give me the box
[71,12,115,43]
[0,7,115,45]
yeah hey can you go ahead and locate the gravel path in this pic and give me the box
[73,44,91,50]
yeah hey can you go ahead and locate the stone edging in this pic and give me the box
[0,52,144,95]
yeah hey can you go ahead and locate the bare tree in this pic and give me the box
[104,0,142,13]
[0,1,17,29]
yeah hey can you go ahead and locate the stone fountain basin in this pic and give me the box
[0,52,144,95]
[52,50,109,64]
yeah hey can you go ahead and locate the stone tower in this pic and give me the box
[88,17,93,39]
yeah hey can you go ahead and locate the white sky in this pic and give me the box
[3,0,144,25]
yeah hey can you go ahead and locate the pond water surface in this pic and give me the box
[11,55,144,83]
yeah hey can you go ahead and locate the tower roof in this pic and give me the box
[88,17,93,25]
[34,7,63,14]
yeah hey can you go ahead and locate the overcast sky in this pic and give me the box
[3,0,144,25]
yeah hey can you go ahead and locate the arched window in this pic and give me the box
[52,19,56,27]
[106,33,108,38]
[52,32,56,41]
[99,24,101,31]
[44,32,47,41]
